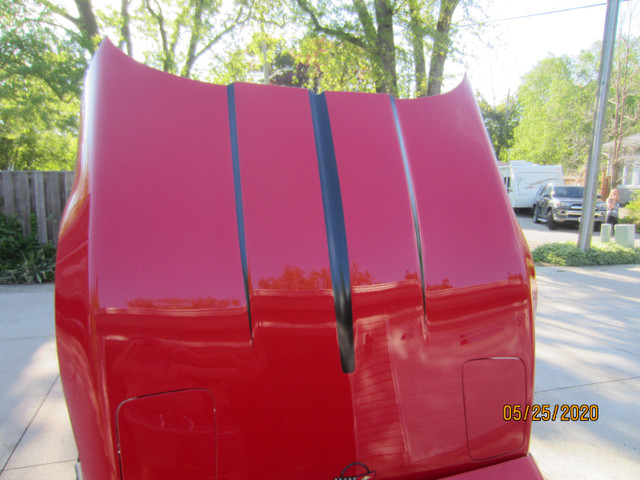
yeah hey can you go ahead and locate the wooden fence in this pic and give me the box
[1,171,75,246]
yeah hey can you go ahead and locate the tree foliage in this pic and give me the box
[606,33,640,185]
[296,35,377,92]
[0,0,85,170]
[511,34,640,177]
[1,0,479,170]
[132,0,253,78]
[510,56,594,171]
[477,95,520,161]
[293,0,469,96]
[1,0,252,170]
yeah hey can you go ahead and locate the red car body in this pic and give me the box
[56,40,542,480]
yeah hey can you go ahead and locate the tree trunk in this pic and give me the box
[181,0,205,78]
[408,0,427,97]
[73,0,100,52]
[373,0,397,95]
[611,93,625,187]
[119,0,133,56]
[608,34,640,187]
[144,0,175,73]
[297,0,398,95]
[426,0,459,96]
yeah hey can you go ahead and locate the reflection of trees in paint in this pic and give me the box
[427,278,452,292]
[508,272,524,282]
[127,297,242,310]
[257,263,375,291]
[404,270,419,281]
[426,272,523,293]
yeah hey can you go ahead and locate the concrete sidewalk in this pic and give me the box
[530,264,640,479]
[0,284,76,479]
[1,265,639,479]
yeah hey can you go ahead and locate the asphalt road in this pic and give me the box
[515,210,639,251]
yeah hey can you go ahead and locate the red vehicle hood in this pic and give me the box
[56,39,538,480]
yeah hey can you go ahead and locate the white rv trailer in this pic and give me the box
[499,161,564,209]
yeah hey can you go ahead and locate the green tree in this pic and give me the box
[606,33,640,186]
[38,0,254,77]
[294,0,399,94]
[212,32,373,92]
[1,0,256,170]
[213,32,305,86]
[478,94,520,161]
[513,33,640,179]
[510,56,593,172]
[133,0,252,78]
[0,75,80,170]
[294,0,470,97]
[425,0,460,96]
[296,35,376,92]
[2,0,487,171]
[0,0,85,170]
[37,0,101,53]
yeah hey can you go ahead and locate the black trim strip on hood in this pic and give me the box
[390,97,427,326]
[227,84,253,338]
[309,92,355,374]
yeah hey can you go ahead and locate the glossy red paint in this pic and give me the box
[56,40,539,480]
[462,358,526,460]
[117,389,216,479]
[441,455,543,480]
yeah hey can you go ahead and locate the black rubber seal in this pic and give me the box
[309,92,354,373]
[227,84,253,337]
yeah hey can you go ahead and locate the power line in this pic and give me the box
[484,1,629,25]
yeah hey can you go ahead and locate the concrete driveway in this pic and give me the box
[530,264,640,479]
[0,284,77,479]
[1,228,639,478]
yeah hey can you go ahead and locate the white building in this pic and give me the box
[603,132,640,186]
[602,132,640,204]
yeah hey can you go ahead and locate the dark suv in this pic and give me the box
[532,183,606,230]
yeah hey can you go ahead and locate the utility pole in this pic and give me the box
[262,40,270,85]
[578,0,620,251]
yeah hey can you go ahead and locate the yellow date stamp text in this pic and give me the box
[503,404,599,422]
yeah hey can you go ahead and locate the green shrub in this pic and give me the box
[621,192,640,228]
[619,216,639,227]
[1,215,38,268]
[0,214,56,284]
[532,241,640,266]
